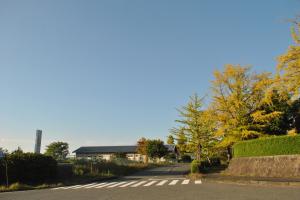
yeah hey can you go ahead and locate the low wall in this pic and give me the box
[225,155,300,178]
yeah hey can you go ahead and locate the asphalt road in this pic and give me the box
[1,164,300,200]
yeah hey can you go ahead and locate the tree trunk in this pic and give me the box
[227,147,232,162]
[196,144,202,161]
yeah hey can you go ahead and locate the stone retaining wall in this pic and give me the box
[225,155,300,178]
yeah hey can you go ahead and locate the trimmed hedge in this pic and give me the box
[233,135,300,158]
[0,153,57,184]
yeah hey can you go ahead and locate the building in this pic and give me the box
[34,130,42,154]
[73,145,178,162]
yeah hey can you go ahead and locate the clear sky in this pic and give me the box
[0,0,299,153]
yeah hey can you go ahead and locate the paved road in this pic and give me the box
[1,164,300,200]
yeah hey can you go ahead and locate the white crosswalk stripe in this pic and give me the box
[107,181,127,188]
[96,182,118,188]
[62,185,82,189]
[86,182,107,188]
[156,180,168,186]
[71,183,98,189]
[119,181,138,188]
[131,181,147,187]
[51,179,202,190]
[182,179,190,185]
[143,181,157,187]
[169,180,179,185]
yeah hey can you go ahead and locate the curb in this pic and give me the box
[203,178,300,187]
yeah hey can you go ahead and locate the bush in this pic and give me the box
[233,135,300,158]
[0,153,57,184]
[200,157,221,168]
[180,155,192,163]
[191,160,200,174]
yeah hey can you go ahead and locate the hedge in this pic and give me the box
[0,153,57,184]
[233,135,300,158]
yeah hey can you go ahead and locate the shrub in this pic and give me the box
[181,155,192,163]
[0,153,57,184]
[191,160,200,174]
[200,157,221,168]
[233,135,300,158]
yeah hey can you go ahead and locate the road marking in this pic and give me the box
[143,181,157,187]
[86,182,107,188]
[119,181,138,188]
[107,181,127,188]
[169,180,179,185]
[182,179,190,185]
[156,180,168,186]
[61,185,83,189]
[149,178,186,181]
[130,181,147,187]
[71,183,97,189]
[96,182,118,188]
[195,180,202,184]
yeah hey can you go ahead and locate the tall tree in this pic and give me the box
[45,141,69,161]
[136,137,149,163]
[210,65,281,148]
[172,94,216,161]
[277,21,300,99]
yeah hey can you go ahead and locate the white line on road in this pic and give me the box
[86,182,107,188]
[71,183,98,189]
[195,180,202,184]
[61,185,83,189]
[107,182,127,188]
[156,180,168,186]
[130,181,147,187]
[143,181,157,187]
[149,178,186,181]
[169,180,179,185]
[182,180,190,185]
[119,181,138,188]
[96,182,118,188]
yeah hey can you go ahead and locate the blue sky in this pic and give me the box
[0,0,299,152]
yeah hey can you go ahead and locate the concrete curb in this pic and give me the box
[203,178,300,187]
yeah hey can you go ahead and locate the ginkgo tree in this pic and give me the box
[209,65,282,148]
[172,94,216,161]
[277,21,300,100]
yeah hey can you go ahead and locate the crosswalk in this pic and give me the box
[52,179,202,191]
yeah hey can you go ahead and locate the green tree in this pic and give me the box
[45,141,69,161]
[146,139,168,159]
[0,147,8,154]
[11,146,24,155]
[167,135,175,145]
[170,127,188,154]
[172,94,216,161]
[136,137,149,163]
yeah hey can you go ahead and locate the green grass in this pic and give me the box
[0,182,60,193]
[233,135,300,158]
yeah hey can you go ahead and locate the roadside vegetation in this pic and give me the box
[0,141,172,192]
[233,135,300,158]
[169,20,300,174]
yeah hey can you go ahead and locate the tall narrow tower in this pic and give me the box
[34,130,42,154]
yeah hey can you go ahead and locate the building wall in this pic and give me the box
[76,153,146,162]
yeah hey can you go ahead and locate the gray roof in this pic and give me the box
[73,145,176,154]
